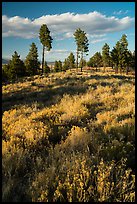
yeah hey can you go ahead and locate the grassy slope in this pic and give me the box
[2,69,135,202]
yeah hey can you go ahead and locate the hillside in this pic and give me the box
[2,68,135,202]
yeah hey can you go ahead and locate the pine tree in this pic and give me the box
[93,52,102,72]
[79,30,89,72]
[8,51,26,80]
[87,52,102,72]
[67,52,75,69]
[111,41,120,74]
[131,51,135,71]
[58,60,62,71]
[74,28,81,70]
[79,58,86,69]
[74,28,89,72]
[102,43,110,72]
[124,50,132,75]
[119,34,129,74]
[62,58,69,71]
[25,42,40,76]
[54,61,59,72]
[39,24,53,74]
[44,61,50,73]
[87,57,95,68]
[2,64,10,82]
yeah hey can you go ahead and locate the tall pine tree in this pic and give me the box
[74,28,89,72]
[111,41,120,74]
[119,34,129,74]
[39,24,53,74]
[111,34,130,74]
[102,43,110,72]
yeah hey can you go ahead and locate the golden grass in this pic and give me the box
[2,68,135,202]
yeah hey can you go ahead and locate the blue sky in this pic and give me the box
[2,2,135,62]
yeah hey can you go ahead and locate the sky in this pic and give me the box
[2,2,135,62]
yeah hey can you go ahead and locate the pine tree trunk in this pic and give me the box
[103,62,106,72]
[76,48,78,72]
[42,45,45,74]
[115,63,118,74]
[81,52,83,72]
[120,65,122,74]
[115,66,118,74]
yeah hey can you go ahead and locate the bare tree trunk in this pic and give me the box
[42,45,45,74]
[126,66,129,75]
[115,63,118,74]
[115,66,118,74]
[81,52,83,72]
[103,62,106,72]
[76,48,78,72]
[120,65,122,74]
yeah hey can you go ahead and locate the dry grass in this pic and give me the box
[2,68,135,202]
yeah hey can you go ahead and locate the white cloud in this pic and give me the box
[113,10,129,15]
[2,12,134,40]
[44,49,76,61]
[88,34,106,38]
[47,49,75,54]
[2,15,38,38]
[91,38,108,44]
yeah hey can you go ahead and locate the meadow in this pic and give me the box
[2,68,135,202]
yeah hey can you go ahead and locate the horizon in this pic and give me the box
[2,2,135,62]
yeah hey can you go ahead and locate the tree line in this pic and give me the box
[87,35,135,75]
[2,24,135,82]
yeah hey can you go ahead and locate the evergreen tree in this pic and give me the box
[44,61,50,73]
[62,58,69,71]
[58,60,62,71]
[79,30,89,72]
[119,34,129,74]
[102,43,110,72]
[110,41,120,74]
[93,52,102,72]
[54,61,59,72]
[2,64,10,82]
[39,24,53,74]
[74,28,81,70]
[124,50,132,75]
[87,57,95,68]
[67,52,75,69]
[87,52,102,72]
[8,51,26,80]
[25,42,40,76]
[131,51,135,71]
[111,35,131,75]
[74,28,89,72]
[79,58,86,69]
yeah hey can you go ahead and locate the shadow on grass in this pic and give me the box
[2,73,134,113]
[88,73,134,81]
[2,77,88,113]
